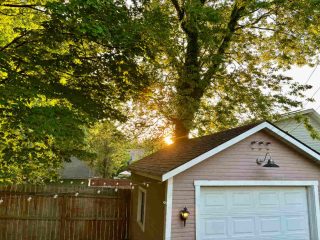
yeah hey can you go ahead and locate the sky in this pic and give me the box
[286,65,320,114]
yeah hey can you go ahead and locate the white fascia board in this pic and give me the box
[310,110,320,126]
[164,178,173,240]
[161,122,320,182]
[281,108,313,118]
[131,170,162,181]
[310,184,320,239]
[279,108,320,125]
[194,180,319,187]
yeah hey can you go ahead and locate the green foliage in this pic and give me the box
[0,82,89,183]
[86,122,131,178]
[293,114,320,140]
[1,0,320,182]
[0,0,149,182]
[1,0,152,121]
[137,0,320,136]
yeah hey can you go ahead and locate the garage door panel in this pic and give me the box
[285,215,309,233]
[231,191,254,207]
[259,216,282,235]
[258,192,280,207]
[284,191,308,207]
[199,187,311,240]
[204,192,227,207]
[231,217,255,237]
[202,217,228,237]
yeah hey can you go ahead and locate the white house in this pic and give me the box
[275,108,320,153]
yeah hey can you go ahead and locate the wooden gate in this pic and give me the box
[0,185,131,240]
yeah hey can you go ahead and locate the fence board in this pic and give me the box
[0,185,131,240]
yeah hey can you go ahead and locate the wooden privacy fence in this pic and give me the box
[0,185,131,240]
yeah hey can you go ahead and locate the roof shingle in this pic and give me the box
[129,122,262,177]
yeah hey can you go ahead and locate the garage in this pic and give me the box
[130,121,320,240]
[198,186,311,240]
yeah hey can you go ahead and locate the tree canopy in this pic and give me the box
[129,0,320,137]
[86,121,131,178]
[1,0,320,182]
[0,0,150,182]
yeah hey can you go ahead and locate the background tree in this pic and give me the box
[86,122,132,178]
[86,121,167,178]
[0,0,150,182]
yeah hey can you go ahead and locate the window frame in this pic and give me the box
[137,186,147,231]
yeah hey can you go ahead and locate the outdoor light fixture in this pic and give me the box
[180,207,190,227]
[256,152,279,168]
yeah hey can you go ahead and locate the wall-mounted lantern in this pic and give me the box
[180,207,190,227]
[256,152,279,168]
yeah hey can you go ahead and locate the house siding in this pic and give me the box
[170,130,320,240]
[276,114,320,153]
[130,173,166,240]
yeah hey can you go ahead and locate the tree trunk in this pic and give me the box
[174,17,204,139]
[172,0,247,139]
[102,157,107,178]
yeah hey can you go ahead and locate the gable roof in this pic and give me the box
[129,121,320,182]
[280,108,320,125]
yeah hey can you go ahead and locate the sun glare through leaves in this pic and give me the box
[164,136,174,145]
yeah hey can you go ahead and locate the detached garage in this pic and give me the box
[129,121,320,240]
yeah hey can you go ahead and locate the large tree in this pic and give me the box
[3,0,319,139]
[72,0,320,138]
[86,122,131,178]
[131,0,320,138]
[0,0,150,182]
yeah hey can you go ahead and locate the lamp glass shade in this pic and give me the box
[263,159,279,168]
[181,212,189,219]
[180,207,190,220]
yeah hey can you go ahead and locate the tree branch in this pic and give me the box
[236,10,273,30]
[0,32,29,52]
[0,4,46,12]
[0,10,24,16]
[203,2,248,82]
[170,0,184,21]
[249,26,276,31]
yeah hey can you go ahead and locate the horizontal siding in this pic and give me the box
[276,115,320,152]
[171,130,320,240]
[130,174,166,240]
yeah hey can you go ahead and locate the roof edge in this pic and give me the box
[280,108,320,125]
[131,170,162,181]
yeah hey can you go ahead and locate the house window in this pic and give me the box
[137,187,146,231]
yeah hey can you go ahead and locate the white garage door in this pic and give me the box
[199,186,311,240]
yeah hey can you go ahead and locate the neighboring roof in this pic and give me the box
[129,121,320,182]
[279,108,320,125]
[59,156,96,179]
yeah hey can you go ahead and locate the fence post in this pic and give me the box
[126,190,132,240]
[59,194,67,240]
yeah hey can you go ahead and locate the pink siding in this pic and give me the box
[171,130,320,240]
